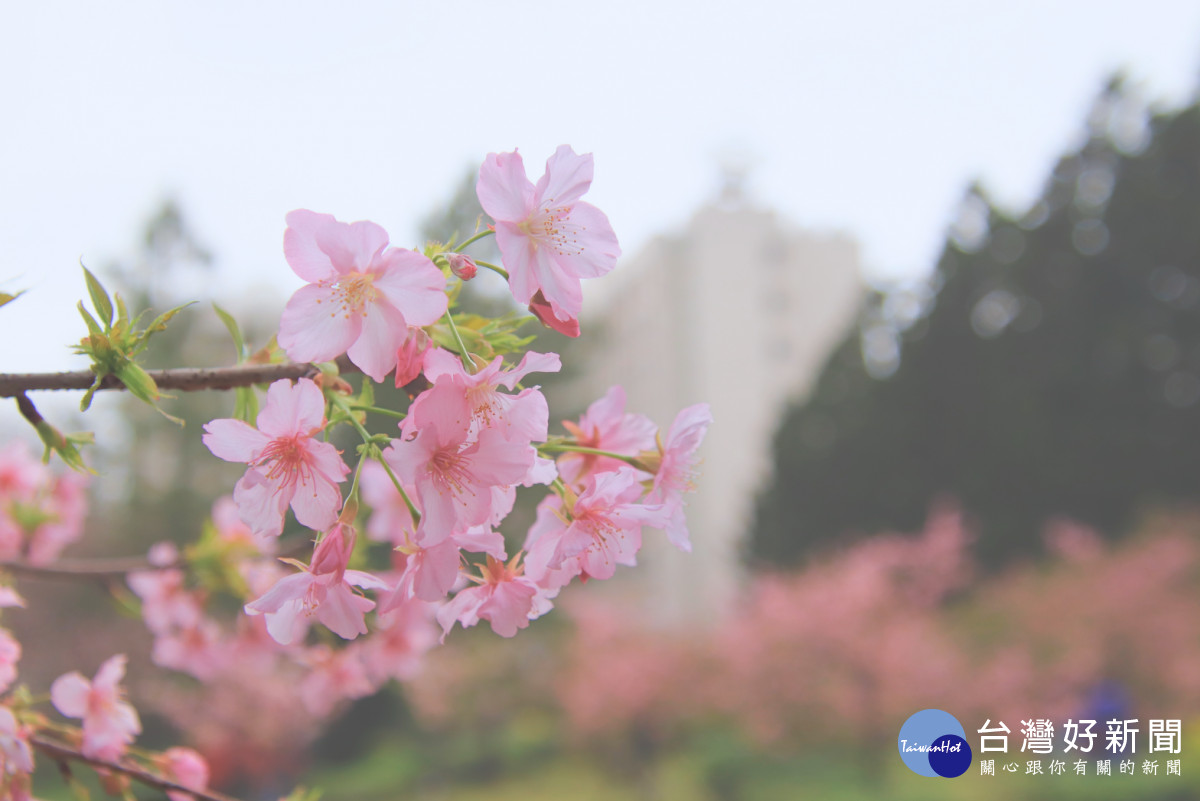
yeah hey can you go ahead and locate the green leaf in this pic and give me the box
[0,290,25,310]
[212,301,245,360]
[81,263,114,328]
[77,301,104,337]
[131,301,195,354]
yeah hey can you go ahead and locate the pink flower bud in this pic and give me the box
[394,328,432,388]
[446,253,477,281]
[529,291,580,337]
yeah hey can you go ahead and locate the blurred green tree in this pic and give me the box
[751,77,1200,566]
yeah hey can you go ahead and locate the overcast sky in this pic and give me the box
[2,1,1200,375]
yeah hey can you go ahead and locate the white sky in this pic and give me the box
[2,1,1200,375]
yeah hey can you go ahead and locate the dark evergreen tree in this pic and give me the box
[751,78,1200,567]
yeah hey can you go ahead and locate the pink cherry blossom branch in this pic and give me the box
[0,358,359,398]
[30,734,244,801]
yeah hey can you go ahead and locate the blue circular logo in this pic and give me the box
[898,709,973,778]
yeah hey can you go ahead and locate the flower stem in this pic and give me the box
[454,229,495,252]
[377,453,421,524]
[538,442,640,464]
[352,404,405,420]
[443,311,474,371]
[474,259,509,280]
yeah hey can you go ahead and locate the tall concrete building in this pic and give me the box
[572,189,863,624]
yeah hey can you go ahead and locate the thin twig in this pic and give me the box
[0,556,171,580]
[31,735,244,801]
[0,357,359,398]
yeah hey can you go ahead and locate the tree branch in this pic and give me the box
[0,555,174,580]
[30,735,244,801]
[0,357,358,398]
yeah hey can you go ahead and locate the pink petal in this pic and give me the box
[371,249,449,328]
[314,219,390,275]
[531,245,584,320]
[283,210,340,282]
[479,580,537,638]
[666,403,713,454]
[233,469,289,538]
[497,351,562,389]
[92,654,127,693]
[201,419,269,463]
[257,378,326,439]
[344,569,393,593]
[346,298,409,383]
[466,428,534,486]
[50,672,91,718]
[290,472,343,532]
[495,223,539,305]
[317,585,374,640]
[408,381,472,442]
[410,541,462,601]
[436,587,485,640]
[278,282,363,364]
[244,572,314,615]
[533,146,593,207]
[477,150,534,223]
[262,598,308,646]
[554,201,620,278]
[664,504,692,553]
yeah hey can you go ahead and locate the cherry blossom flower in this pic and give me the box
[408,348,560,444]
[51,655,141,761]
[642,403,713,552]
[158,748,210,801]
[277,210,448,382]
[203,378,349,538]
[0,706,33,778]
[244,524,389,645]
[557,385,657,483]
[477,145,620,326]
[436,555,545,639]
[386,418,535,546]
[532,468,666,582]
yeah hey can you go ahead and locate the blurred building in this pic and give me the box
[573,183,864,624]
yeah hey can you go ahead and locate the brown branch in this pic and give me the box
[31,735,244,801]
[0,360,359,398]
[0,555,173,580]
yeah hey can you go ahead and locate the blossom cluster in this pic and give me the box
[197,145,708,658]
[0,145,709,796]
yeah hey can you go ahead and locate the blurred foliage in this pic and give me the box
[752,77,1200,567]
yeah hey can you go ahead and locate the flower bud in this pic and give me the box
[446,253,478,281]
[528,290,580,338]
[394,328,432,388]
